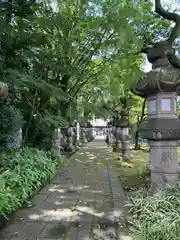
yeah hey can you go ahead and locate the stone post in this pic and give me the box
[17,128,23,148]
[52,128,62,156]
[121,121,131,162]
[72,126,76,148]
[60,128,67,153]
[86,123,93,142]
[115,126,122,153]
[107,121,114,146]
[0,82,8,100]
[76,122,80,147]
[80,126,88,144]
[105,125,111,146]
[131,40,180,191]
[66,126,75,153]
[113,119,131,161]
[85,127,90,142]
[6,127,23,149]
[112,126,117,152]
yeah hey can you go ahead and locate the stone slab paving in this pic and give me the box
[0,140,131,240]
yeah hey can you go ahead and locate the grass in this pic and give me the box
[109,146,180,194]
[126,183,180,240]
[0,147,64,221]
[109,147,150,193]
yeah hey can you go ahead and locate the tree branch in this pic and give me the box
[70,57,112,98]
[69,30,116,95]
[155,0,180,44]
[130,79,145,98]
[167,49,180,68]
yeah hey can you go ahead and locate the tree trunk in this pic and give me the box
[134,98,146,150]
[134,130,140,150]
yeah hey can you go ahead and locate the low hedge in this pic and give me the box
[126,183,180,240]
[0,147,64,219]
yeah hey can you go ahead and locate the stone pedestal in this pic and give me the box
[113,120,131,161]
[52,128,62,156]
[6,128,23,149]
[106,127,112,146]
[111,127,117,152]
[66,127,75,152]
[121,127,131,162]
[115,127,122,153]
[110,127,114,145]
[80,128,88,144]
[148,141,178,191]
[121,138,131,162]
[87,127,93,142]
[85,127,89,142]
[147,92,179,190]
[76,122,80,147]
[17,128,23,148]
[61,128,67,152]
[72,127,76,148]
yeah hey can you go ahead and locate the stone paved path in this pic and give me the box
[0,140,131,240]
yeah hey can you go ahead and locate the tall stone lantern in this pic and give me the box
[131,0,180,190]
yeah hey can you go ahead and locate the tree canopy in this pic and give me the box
[0,0,176,148]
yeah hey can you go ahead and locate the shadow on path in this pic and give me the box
[0,139,132,240]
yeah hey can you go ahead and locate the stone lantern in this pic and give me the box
[130,0,180,191]
[131,40,180,191]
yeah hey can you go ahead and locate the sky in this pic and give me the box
[91,118,107,126]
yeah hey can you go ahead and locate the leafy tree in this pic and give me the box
[0,0,173,148]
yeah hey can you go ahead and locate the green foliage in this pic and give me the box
[0,147,64,218]
[0,0,173,145]
[126,183,180,240]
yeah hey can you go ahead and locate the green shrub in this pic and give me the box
[126,183,180,240]
[0,147,64,218]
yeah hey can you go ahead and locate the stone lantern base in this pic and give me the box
[115,140,122,152]
[52,128,62,156]
[121,140,132,162]
[80,128,88,144]
[148,141,179,191]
